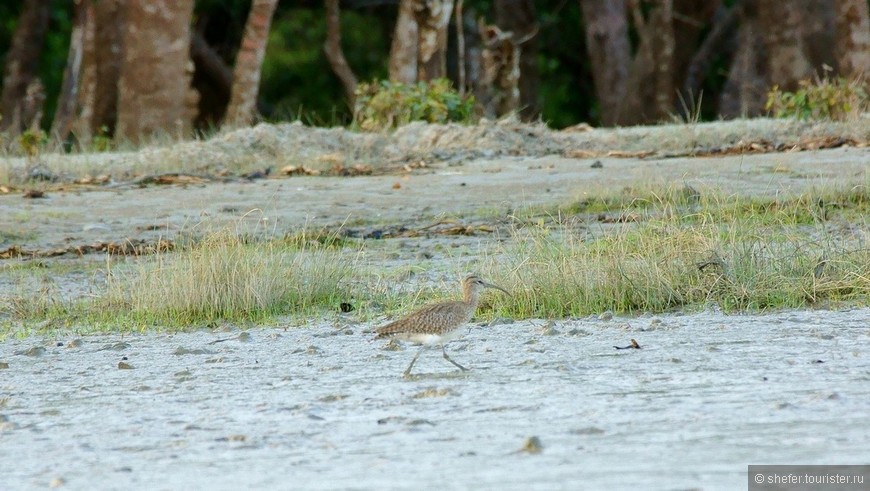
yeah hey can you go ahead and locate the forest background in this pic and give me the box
[0,0,868,148]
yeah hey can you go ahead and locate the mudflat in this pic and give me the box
[1,119,868,489]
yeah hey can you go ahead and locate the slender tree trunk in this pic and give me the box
[719,1,767,118]
[495,0,539,120]
[413,0,454,81]
[190,31,234,127]
[671,0,719,108]
[389,0,418,83]
[580,0,630,126]
[683,3,739,100]
[0,0,51,134]
[191,32,233,102]
[51,0,88,142]
[23,80,46,133]
[74,0,123,143]
[455,0,466,95]
[616,0,676,125]
[226,0,279,127]
[650,0,675,118]
[834,0,870,78]
[324,0,358,107]
[116,0,196,143]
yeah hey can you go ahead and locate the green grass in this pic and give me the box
[483,185,870,318]
[487,223,868,318]
[2,181,868,336]
[555,180,869,222]
[0,229,38,243]
[102,230,355,326]
[1,228,357,334]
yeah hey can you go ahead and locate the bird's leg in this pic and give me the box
[441,345,468,372]
[403,345,427,377]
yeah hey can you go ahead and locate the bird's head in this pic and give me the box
[462,274,510,298]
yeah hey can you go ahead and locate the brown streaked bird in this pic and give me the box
[375,274,510,377]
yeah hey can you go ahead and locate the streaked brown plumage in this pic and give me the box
[376,274,509,376]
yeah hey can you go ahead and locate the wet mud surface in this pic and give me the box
[4,146,868,256]
[1,309,868,490]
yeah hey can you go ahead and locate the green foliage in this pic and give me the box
[91,125,113,152]
[538,1,591,127]
[353,79,476,131]
[766,76,869,121]
[17,129,47,157]
[260,8,390,125]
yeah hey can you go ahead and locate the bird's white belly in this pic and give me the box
[400,327,466,345]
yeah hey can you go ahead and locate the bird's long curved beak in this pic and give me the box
[483,282,511,296]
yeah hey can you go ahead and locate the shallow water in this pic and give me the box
[1,309,868,490]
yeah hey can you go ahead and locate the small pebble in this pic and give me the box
[538,321,560,336]
[519,436,543,454]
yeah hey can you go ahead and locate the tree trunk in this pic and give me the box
[683,3,739,100]
[73,0,123,143]
[116,0,196,142]
[51,0,88,142]
[495,0,539,120]
[324,0,358,107]
[455,0,466,95]
[0,0,51,134]
[616,0,676,125]
[757,0,812,91]
[225,0,279,127]
[190,31,234,127]
[389,0,418,83]
[413,0,454,81]
[720,0,834,118]
[801,0,836,71]
[834,0,870,78]
[719,1,767,118]
[650,0,675,119]
[671,0,719,109]
[580,0,630,126]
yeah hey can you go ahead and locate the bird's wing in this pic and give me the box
[375,301,466,337]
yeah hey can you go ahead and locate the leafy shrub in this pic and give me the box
[353,78,475,131]
[91,125,114,152]
[18,129,48,158]
[766,75,868,121]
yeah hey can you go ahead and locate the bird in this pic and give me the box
[375,274,510,377]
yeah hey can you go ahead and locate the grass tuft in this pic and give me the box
[486,185,870,318]
[101,229,354,326]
